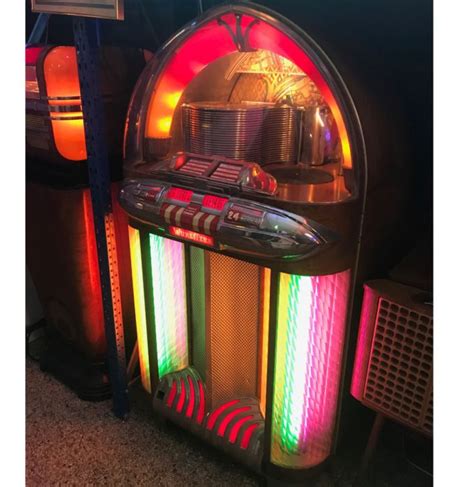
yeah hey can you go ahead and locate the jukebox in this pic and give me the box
[119,1,419,484]
[26,42,147,398]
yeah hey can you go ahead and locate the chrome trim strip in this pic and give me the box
[48,115,83,121]
[45,95,81,101]
[45,94,114,102]
[48,104,83,113]
[26,100,82,113]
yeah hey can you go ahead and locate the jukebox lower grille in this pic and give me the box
[364,298,433,435]
[154,367,206,426]
[26,113,46,131]
[26,114,50,150]
[207,253,265,409]
[153,367,264,470]
[182,101,301,165]
[423,394,433,433]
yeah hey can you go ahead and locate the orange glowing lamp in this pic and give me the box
[43,47,87,161]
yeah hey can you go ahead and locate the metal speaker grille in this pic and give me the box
[26,113,46,131]
[364,298,433,435]
[26,114,50,151]
[207,253,262,409]
[423,394,433,432]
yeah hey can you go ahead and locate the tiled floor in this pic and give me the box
[26,357,432,486]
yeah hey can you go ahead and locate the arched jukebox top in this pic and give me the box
[124,2,365,206]
[121,3,367,274]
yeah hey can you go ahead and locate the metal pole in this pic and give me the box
[127,341,139,384]
[72,17,129,419]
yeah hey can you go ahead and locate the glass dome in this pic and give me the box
[124,4,361,203]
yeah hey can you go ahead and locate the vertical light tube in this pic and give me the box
[128,226,151,393]
[259,267,271,416]
[189,246,207,381]
[149,234,188,377]
[270,270,350,468]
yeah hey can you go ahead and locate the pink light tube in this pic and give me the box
[271,270,351,468]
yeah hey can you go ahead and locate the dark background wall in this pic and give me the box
[207,0,433,236]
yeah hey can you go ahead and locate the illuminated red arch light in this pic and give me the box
[144,10,352,168]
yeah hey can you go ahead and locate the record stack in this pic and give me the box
[181,101,302,166]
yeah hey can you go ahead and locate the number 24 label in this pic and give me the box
[227,210,240,222]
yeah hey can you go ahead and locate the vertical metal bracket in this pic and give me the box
[73,17,129,419]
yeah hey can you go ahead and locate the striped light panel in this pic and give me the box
[271,270,350,468]
[160,202,219,236]
[149,234,189,377]
[128,227,151,393]
[259,267,271,416]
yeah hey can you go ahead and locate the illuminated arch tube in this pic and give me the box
[270,270,351,468]
[143,9,352,169]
